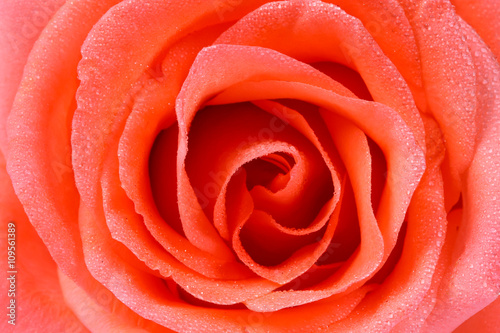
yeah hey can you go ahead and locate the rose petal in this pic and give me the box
[73,0,270,209]
[451,0,500,59]
[58,269,167,332]
[215,0,425,149]
[392,208,462,332]
[0,151,87,333]
[398,0,477,199]
[111,25,248,278]
[250,100,344,230]
[326,116,447,331]
[0,0,65,152]
[454,296,500,332]
[6,0,120,285]
[324,0,426,109]
[421,16,500,331]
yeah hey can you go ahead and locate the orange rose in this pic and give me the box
[1,0,499,332]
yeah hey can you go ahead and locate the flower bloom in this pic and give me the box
[0,0,499,332]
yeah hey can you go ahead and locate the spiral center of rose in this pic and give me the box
[150,101,342,270]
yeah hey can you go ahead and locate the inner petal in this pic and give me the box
[316,175,361,265]
[185,102,334,231]
[310,61,373,101]
[244,152,295,192]
[239,210,327,267]
[149,123,185,236]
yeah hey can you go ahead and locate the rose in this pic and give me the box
[1,0,499,332]
[1,0,499,331]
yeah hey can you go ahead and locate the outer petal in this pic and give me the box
[422,15,500,332]
[324,0,426,110]
[0,0,65,153]
[58,269,168,332]
[454,296,500,332]
[215,0,425,150]
[0,151,87,333]
[73,0,270,210]
[6,0,121,287]
[451,0,500,59]
[392,208,462,332]
[398,0,478,200]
